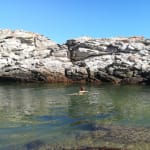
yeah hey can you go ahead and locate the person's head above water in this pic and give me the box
[80,86,85,91]
[79,86,88,95]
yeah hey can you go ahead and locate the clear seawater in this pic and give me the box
[0,83,149,149]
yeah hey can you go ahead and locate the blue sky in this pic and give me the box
[0,0,150,43]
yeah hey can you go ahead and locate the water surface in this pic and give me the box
[0,83,149,149]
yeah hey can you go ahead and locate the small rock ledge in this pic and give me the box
[0,29,150,84]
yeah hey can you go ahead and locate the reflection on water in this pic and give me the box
[0,83,149,149]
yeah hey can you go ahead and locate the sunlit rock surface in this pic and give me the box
[0,29,150,84]
[0,29,72,82]
[66,36,150,84]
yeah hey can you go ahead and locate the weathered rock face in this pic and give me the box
[0,29,72,82]
[0,29,150,84]
[66,36,150,84]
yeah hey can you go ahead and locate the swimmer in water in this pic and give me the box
[66,86,88,96]
[78,86,88,95]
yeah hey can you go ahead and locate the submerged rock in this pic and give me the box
[23,140,45,150]
[0,29,150,84]
[75,124,150,150]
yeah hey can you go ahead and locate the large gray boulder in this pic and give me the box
[0,29,150,84]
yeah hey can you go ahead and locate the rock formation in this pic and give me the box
[0,29,72,82]
[0,29,150,84]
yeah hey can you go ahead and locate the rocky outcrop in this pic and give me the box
[66,36,150,84]
[0,29,150,84]
[0,29,72,82]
